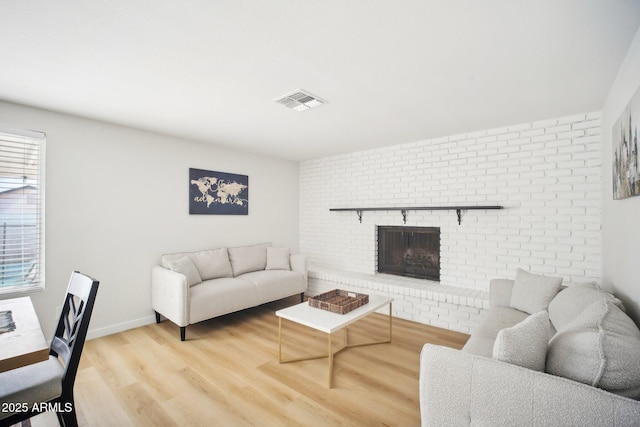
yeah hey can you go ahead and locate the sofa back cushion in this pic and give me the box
[191,248,233,280]
[161,247,233,280]
[510,269,562,314]
[546,298,640,399]
[489,278,515,309]
[548,283,625,331]
[228,243,271,276]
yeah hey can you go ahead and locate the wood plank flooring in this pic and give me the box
[30,296,469,427]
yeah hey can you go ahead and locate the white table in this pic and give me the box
[0,297,49,373]
[276,294,393,388]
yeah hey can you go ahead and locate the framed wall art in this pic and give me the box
[189,168,249,215]
[612,85,640,200]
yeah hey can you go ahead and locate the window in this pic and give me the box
[0,126,45,293]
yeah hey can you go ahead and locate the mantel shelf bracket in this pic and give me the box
[329,205,504,225]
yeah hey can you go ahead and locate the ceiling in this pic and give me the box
[1,1,640,162]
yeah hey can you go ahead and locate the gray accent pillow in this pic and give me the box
[265,247,291,270]
[546,298,640,399]
[228,243,271,276]
[493,310,551,371]
[166,256,202,287]
[510,268,562,314]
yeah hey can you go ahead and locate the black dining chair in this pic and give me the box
[0,271,99,427]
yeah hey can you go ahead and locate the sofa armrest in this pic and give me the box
[419,344,640,427]
[151,265,190,327]
[290,254,308,290]
[489,278,514,309]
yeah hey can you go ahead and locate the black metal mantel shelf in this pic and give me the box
[329,205,504,225]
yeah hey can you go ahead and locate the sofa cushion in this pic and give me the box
[462,306,529,358]
[166,256,202,287]
[548,283,625,331]
[265,247,291,270]
[228,243,271,276]
[510,268,562,314]
[546,298,640,399]
[189,278,259,324]
[493,310,551,371]
[190,248,233,280]
[238,269,305,302]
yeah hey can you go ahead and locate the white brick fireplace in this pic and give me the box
[299,112,602,333]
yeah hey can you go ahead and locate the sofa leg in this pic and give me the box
[180,326,186,341]
[155,311,161,324]
[300,292,305,303]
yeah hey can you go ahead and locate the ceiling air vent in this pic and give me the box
[274,89,326,112]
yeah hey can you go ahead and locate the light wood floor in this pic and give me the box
[31,296,468,427]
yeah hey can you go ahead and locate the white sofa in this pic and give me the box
[420,269,640,426]
[152,243,307,340]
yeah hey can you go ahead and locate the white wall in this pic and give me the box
[602,26,640,324]
[300,113,602,291]
[0,100,300,339]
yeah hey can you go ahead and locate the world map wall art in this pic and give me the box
[189,168,249,215]
[612,85,640,200]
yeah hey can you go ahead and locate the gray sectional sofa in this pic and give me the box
[420,269,640,426]
[151,243,307,340]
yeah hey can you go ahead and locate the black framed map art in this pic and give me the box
[189,168,249,215]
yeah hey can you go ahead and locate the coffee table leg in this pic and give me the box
[328,333,334,388]
[278,317,282,363]
[389,302,393,343]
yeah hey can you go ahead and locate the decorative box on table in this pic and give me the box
[308,289,369,314]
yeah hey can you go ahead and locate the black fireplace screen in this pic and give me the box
[377,226,440,281]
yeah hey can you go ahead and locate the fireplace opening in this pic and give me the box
[377,226,440,281]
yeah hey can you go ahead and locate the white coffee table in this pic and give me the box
[276,293,393,388]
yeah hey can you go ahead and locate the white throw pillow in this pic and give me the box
[265,247,291,270]
[510,268,562,314]
[546,298,640,399]
[228,243,270,276]
[166,256,202,287]
[493,310,551,371]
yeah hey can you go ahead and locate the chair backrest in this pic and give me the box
[50,271,99,390]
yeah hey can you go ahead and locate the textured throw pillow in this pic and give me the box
[265,247,291,270]
[510,268,562,314]
[166,256,202,287]
[548,283,626,331]
[228,243,270,276]
[493,310,551,371]
[190,248,233,280]
[546,298,640,399]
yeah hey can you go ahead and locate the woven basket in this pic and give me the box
[309,289,369,314]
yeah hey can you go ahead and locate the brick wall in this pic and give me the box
[299,112,602,331]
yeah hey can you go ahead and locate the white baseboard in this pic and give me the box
[86,314,157,340]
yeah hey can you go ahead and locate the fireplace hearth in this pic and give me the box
[377,226,440,281]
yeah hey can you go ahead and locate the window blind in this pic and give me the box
[0,126,45,292]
